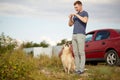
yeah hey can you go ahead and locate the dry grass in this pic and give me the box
[0,50,120,80]
[87,65,120,80]
[37,55,120,80]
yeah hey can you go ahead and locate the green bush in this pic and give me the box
[0,50,38,80]
[0,33,17,54]
[0,50,63,80]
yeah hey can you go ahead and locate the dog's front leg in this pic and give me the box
[68,64,71,74]
[64,67,67,73]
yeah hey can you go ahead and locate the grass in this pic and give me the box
[38,55,120,80]
[34,54,120,80]
[87,65,120,80]
[0,50,120,80]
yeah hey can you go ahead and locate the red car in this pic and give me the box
[85,29,120,66]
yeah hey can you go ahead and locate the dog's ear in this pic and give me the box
[58,47,64,58]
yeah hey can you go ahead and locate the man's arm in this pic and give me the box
[74,14,88,23]
[68,14,74,27]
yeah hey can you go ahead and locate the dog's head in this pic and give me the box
[63,42,71,50]
[59,41,74,58]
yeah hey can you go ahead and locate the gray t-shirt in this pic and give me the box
[73,11,88,34]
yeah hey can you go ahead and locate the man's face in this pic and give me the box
[74,4,82,12]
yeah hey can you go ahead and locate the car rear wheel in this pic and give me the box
[105,50,120,66]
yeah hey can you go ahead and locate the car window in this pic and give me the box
[116,29,120,34]
[86,33,94,42]
[95,31,110,41]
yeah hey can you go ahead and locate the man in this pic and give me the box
[68,0,88,74]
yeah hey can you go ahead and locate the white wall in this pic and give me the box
[33,47,43,57]
[52,46,62,56]
[23,46,63,58]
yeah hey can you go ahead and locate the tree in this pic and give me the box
[57,39,72,46]
[22,40,50,48]
[0,33,17,54]
[39,40,49,48]
[22,42,33,48]
[57,39,67,46]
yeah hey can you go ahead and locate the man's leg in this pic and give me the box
[77,34,86,72]
[72,34,79,71]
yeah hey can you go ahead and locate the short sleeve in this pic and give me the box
[83,11,89,18]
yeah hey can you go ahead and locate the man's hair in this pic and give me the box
[74,0,82,6]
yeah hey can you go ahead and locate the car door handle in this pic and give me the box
[86,45,89,47]
[102,42,105,45]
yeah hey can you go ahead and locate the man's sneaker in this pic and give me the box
[75,70,84,74]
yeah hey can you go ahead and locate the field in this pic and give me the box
[0,50,120,80]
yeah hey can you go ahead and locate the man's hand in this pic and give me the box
[69,14,74,19]
[68,14,74,27]
[73,13,88,23]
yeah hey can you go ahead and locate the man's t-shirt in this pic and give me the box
[73,11,88,34]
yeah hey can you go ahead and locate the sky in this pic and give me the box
[0,0,120,45]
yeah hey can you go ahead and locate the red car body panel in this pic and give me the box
[85,29,120,61]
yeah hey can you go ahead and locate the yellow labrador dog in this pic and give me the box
[59,42,75,74]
